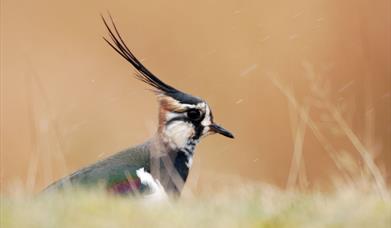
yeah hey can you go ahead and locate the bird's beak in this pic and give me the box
[209,123,234,139]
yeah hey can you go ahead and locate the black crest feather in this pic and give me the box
[101,14,202,105]
[102,15,177,94]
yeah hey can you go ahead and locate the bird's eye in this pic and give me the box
[187,109,202,121]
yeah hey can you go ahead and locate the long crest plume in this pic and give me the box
[102,14,202,105]
[102,14,179,95]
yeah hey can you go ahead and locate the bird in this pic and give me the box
[43,15,234,198]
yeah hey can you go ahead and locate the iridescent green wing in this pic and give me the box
[45,145,150,195]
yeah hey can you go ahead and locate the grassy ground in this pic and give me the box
[1,183,390,228]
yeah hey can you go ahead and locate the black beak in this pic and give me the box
[209,124,234,139]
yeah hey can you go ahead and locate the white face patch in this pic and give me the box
[136,168,167,201]
[163,120,195,149]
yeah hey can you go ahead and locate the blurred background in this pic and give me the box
[1,0,390,194]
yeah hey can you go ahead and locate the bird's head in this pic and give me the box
[102,16,234,150]
[157,93,233,149]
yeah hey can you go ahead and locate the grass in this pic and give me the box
[1,183,390,228]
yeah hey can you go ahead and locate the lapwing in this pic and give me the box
[44,16,234,198]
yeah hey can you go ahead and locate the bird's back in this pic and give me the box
[44,143,151,194]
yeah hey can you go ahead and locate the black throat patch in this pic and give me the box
[174,139,198,181]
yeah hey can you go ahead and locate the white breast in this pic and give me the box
[136,168,167,201]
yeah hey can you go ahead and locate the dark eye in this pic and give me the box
[187,109,202,121]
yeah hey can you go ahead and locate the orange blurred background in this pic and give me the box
[1,0,390,194]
